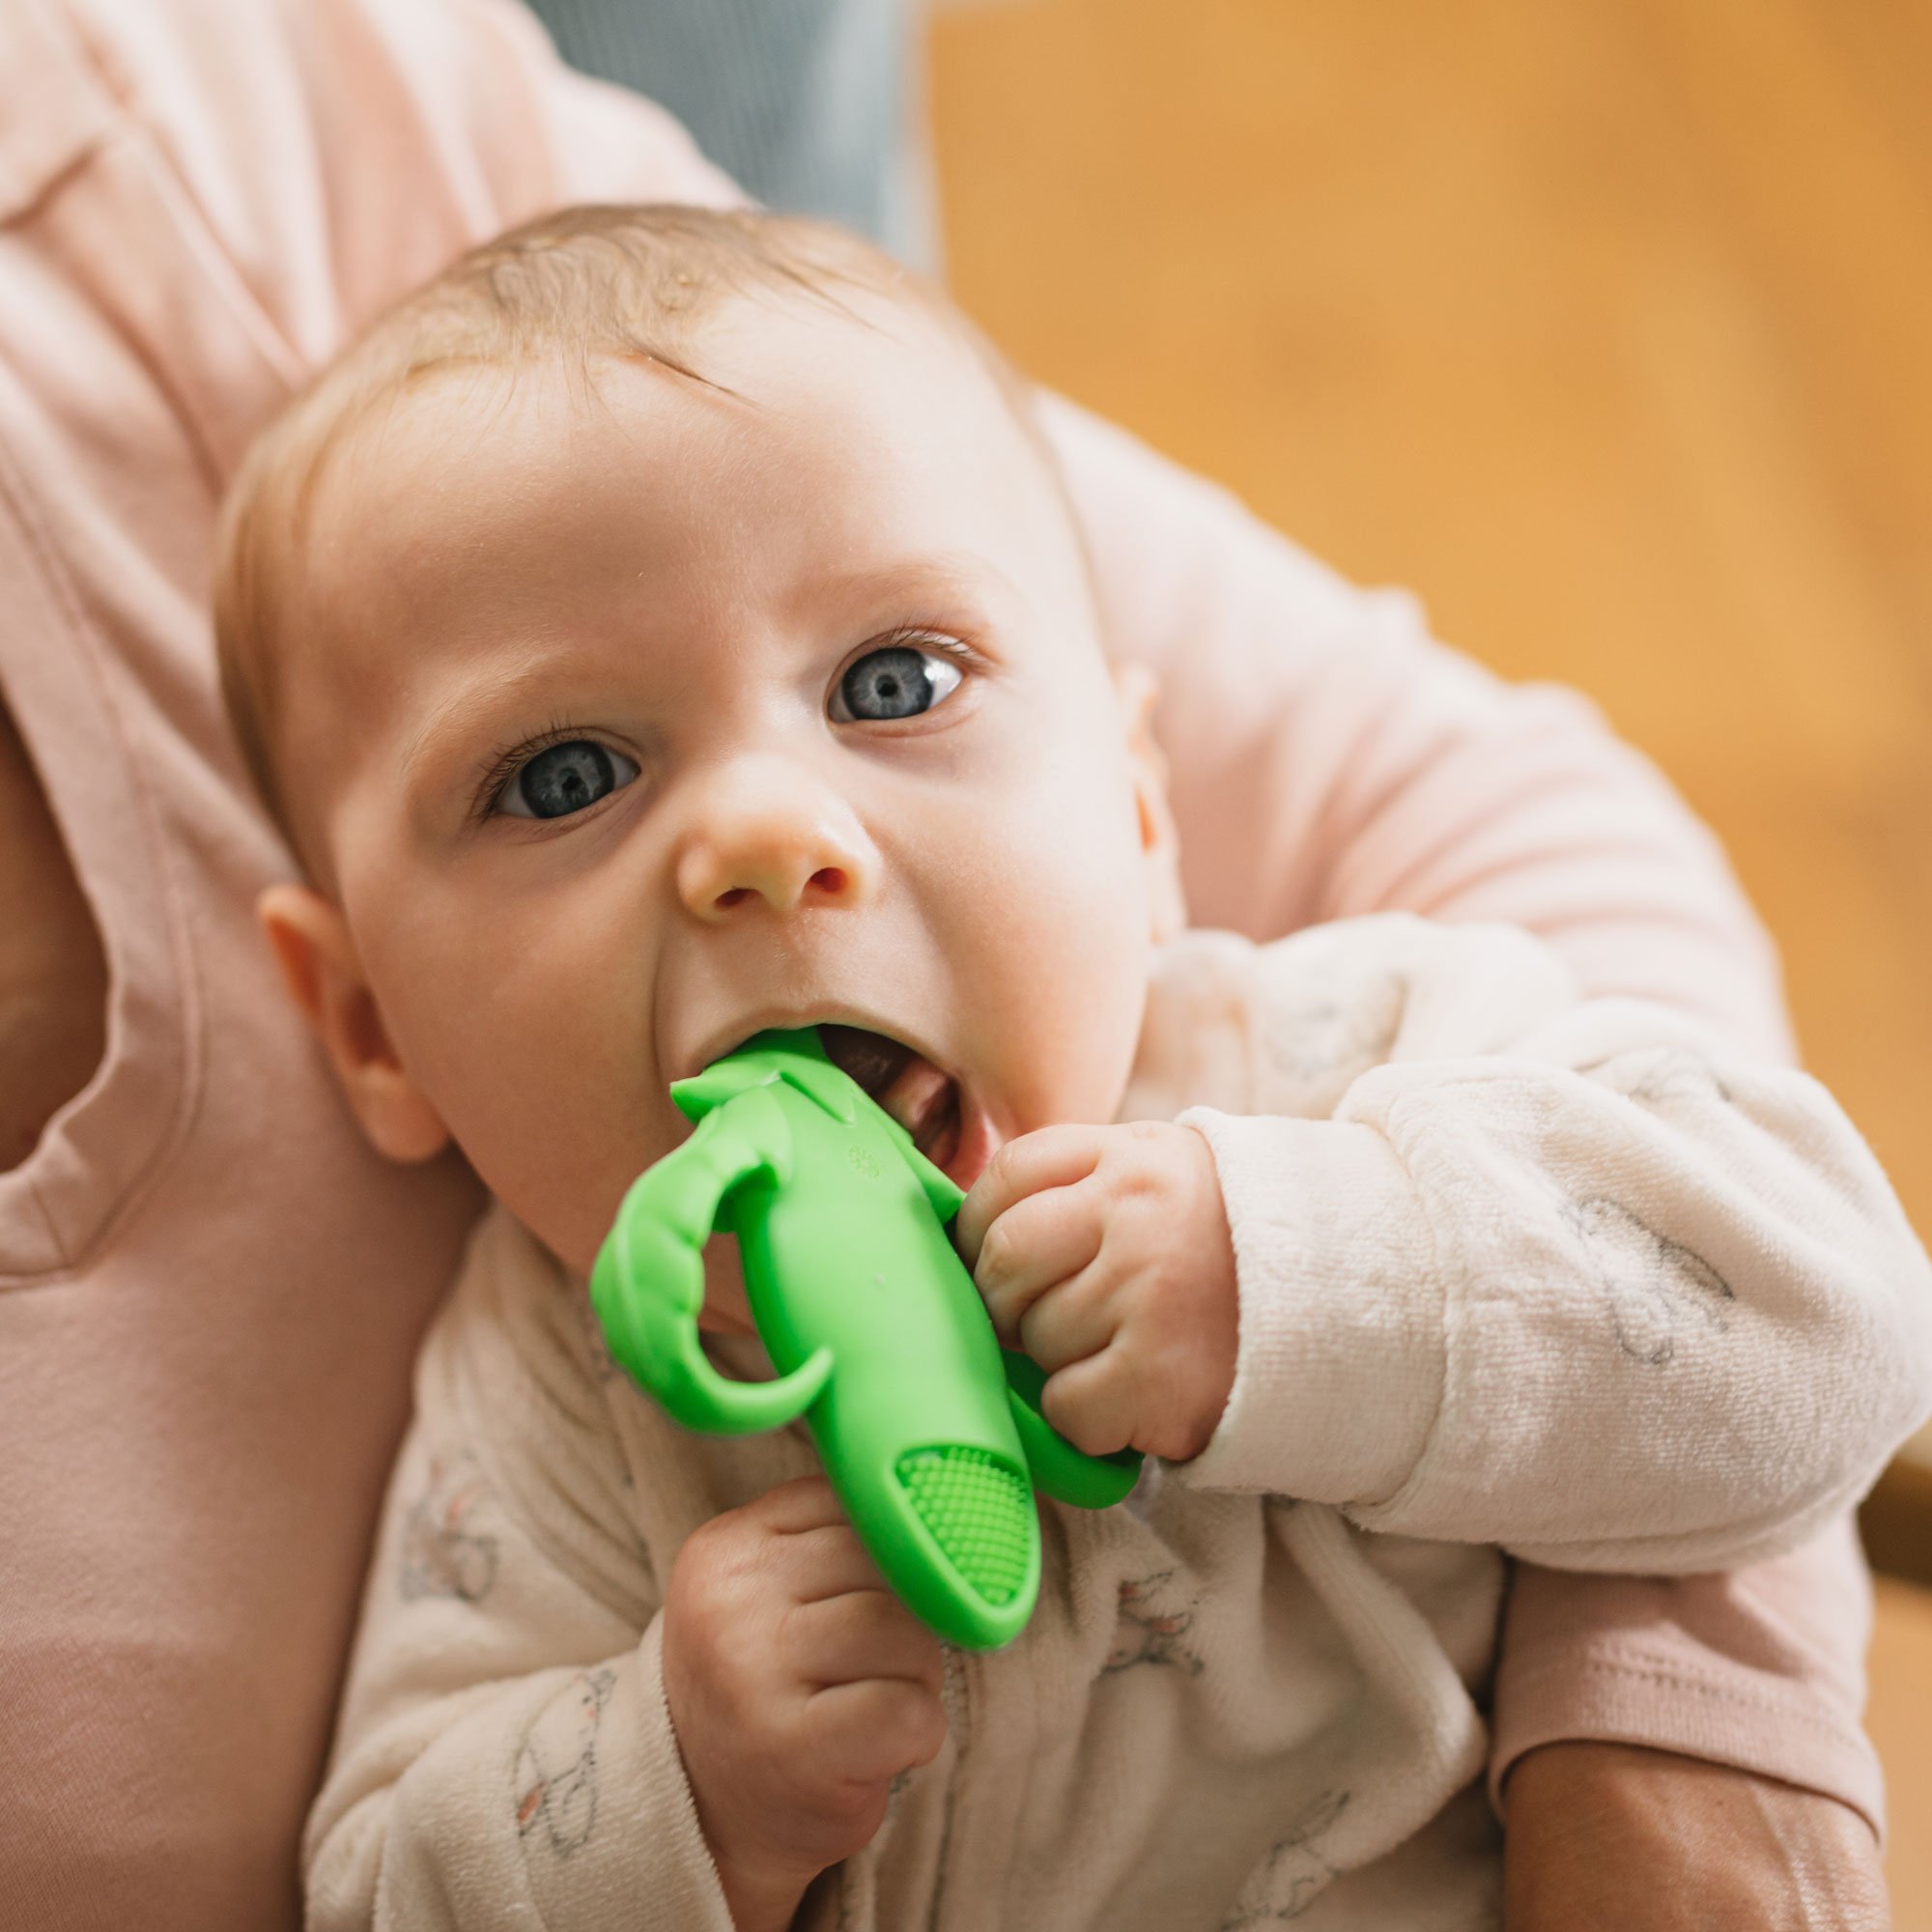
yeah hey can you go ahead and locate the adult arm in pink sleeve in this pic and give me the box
[1038,396,1797,1060]
[0,5,736,1929]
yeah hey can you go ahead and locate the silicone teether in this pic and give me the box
[590,1027,1143,1650]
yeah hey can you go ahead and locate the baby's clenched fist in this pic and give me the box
[661,1474,947,1932]
[955,1120,1240,1465]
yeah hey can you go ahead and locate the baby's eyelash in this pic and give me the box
[870,627,984,668]
[468,716,590,823]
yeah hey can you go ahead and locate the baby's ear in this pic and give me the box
[1113,662,1187,946]
[257,883,451,1164]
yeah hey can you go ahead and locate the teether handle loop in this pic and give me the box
[591,1088,835,1434]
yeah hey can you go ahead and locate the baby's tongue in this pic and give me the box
[816,1024,907,1094]
[873,1054,956,1156]
[818,1025,959,1163]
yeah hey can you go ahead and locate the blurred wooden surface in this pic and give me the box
[928,0,1931,1915]
[929,0,1932,1265]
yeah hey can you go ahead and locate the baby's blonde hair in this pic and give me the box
[212,203,1076,870]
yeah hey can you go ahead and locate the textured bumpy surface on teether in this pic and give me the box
[895,1446,1033,1605]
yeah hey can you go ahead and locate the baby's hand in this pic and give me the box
[661,1475,948,1931]
[954,1122,1239,1464]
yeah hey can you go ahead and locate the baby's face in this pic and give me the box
[283,294,1171,1326]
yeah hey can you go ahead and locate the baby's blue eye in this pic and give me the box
[498,740,640,819]
[831,644,964,724]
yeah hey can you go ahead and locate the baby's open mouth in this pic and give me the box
[817,1023,963,1173]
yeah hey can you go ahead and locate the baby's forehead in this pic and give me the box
[382,280,1015,451]
[302,289,1065,606]
[282,291,1086,745]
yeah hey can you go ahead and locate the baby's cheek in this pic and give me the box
[993,909,1150,1134]
[463,1129,639,1280]
[422,1029,684,1279]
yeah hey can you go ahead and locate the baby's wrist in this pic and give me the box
[1179,1123,1240,1456]
[710,1842,815,1932]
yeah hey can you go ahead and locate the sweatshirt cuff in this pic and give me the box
[1162,1107,1443,1503]
[1489,1645,1886,1845]
[531,1615,740,1929]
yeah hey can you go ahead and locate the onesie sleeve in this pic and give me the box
[302,1219,734,1932]
[1161,916,1932,1574]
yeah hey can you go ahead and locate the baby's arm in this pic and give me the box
[1165,916,1932,1564]
[1150,916,1931,1568]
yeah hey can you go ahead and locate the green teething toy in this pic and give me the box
[590,1026,1144,1650]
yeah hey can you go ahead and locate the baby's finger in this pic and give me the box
[749,1472,851,1535]
[1036,1346,1138,1460]
[781,1521,897,1604]
[788,1590,944,1692]
[954,1123,1104,1266]
[803,1678,948,1785]
[973,1183,1104,1348]
[1015,1258,1117,1375]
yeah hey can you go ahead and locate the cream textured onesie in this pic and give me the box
[304,915,1932,1932]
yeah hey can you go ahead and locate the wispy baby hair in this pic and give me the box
[212,201,1059,871]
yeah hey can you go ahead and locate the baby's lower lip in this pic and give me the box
[939,1092,1001,1194]
[871,1050,955,1152]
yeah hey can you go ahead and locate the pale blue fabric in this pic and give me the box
[520,0,937,269]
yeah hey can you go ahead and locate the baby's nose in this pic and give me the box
[674,766,878,922]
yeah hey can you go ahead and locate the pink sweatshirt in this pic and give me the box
[0,0,1886,1925]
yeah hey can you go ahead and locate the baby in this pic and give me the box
[213,205,1932,1931]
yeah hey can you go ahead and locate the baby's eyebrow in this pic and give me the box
[399,659,562,790]
[820,552,1019,617]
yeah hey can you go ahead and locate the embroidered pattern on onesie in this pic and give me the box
[399,1448,499,1605]
[514,1666,618,1858]
[1099,1567,1207,1677]
[1259,972,1406,1116]
[1563,1195,1733,1365]
[1217,1788,1350,1926]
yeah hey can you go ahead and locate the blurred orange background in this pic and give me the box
[926,0,1931,1911]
